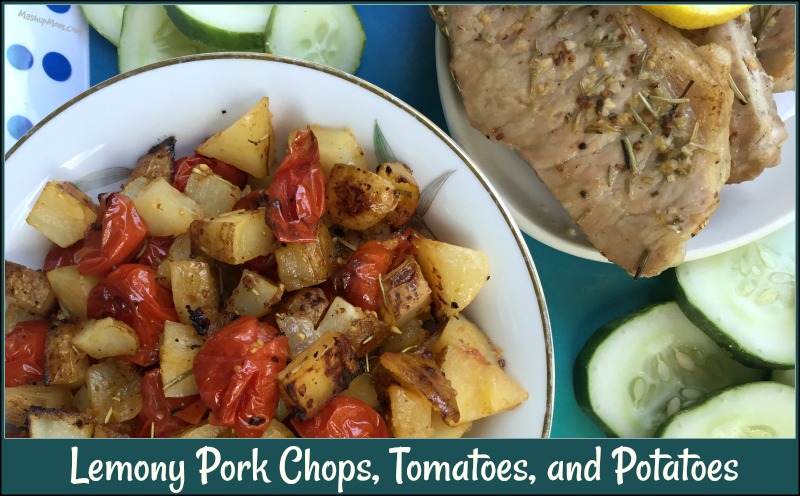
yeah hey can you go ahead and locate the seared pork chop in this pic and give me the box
[751,5,796,93]
[686,12,788,184]
[441,5,733,277]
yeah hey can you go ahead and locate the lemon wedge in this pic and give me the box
[642,5,753,30]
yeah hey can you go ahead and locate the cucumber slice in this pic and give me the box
[265,5,366,74]
[771,368,796,388]
[657,382,796,438]
[81,5,125,46]
[118,5,217,74]
[676,224,796,369]
[165,5,274,50]
[574,301,765,438]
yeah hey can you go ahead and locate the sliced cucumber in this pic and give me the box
[118,5,218,74]
[657,382,796,438]
[265,5,366,74]
[165,5,274,50]
[81,4,125,46]
[676,223,796,369]
[574,301,765,438]
[771,368,796,388]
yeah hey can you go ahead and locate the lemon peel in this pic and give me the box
[642,5,753,30]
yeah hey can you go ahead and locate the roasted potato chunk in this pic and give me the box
[190,208,276,265]
[73,317,140,359]
[131,177,204,236]
[376,162,420,228]
[379,318,429,354]
[44,322,89,388]
[275,226,334,291]
[127,136,175,184]
[387,385,433,438]
[5,385,73,428]
[261,420,296,439]
[196,97,274,178]
[170,261,219,326]
[428,315,500,366]
[5,261,57,316]
[93,423,134,438]
[160,321,204,398]
[326,164,400,230]
[378,352,459,425]
[4,304,44,334]
[28,408,94,438]
[184,163,241,217]
[340,373,380,410]
[178,422,233,438]
[86,360,142,423]
[414,238,490,319]
[280,288,330,326]
[25,181,98,248]
[288,125,367,176]
[382,256,432,327]
[277,332,362,420]
[46,266,102,320]
[225,269,283,318]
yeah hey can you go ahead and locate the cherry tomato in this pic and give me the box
[266,128,326,243]
[135,236,174,269]
[291,396,391,438]
[87,264,179,366]
[232,189,269,211]
[332,240,394,313]
[5,320,48,387]
[172,397,210,426]
[173,155,247,191]
[43,239,84,272]
[193,316,289,438]
[136,369,198,438]
[75,193,148,277]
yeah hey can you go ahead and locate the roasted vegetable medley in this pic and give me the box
[5,98,528,438]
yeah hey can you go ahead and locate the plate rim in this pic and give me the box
[4,51,555,438]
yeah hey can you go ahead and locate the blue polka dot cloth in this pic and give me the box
[4,4,89,153]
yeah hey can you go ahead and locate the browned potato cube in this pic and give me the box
[428,315,500,366]
[131,178,204,236]
[382,256,432,327]
[28,408,94,438]
[277,332,362,420]
[127,136,175,184]
[260,420,296,439]
[44,322,89,388]
[340,373,380,410]
[85,360,142,423]
[275,226,334,291]
[4,304,44,334]
[5,385,73,428]
[287,125,367,176]
[387,385,433,438]
[225,269,283,318]
[25,181,98,248]
[378,318,429,354]
[326,164,400,230]
[379,352,459,425]
[160,321,204,398]
[73,318,140,359]
[170,261,219,326]
[46,266,102,320]
[5,261,57,316]
[184,163,241,217]
[280,288,330,326]
[376,162,420,228]
[190,208,276,265]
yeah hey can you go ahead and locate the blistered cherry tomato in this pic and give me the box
[332,240,394,313]
[135,236,174,269]
[136,369,201,438]
[87,264,178,366]
[43,239,84,272]
[75,193,148,277]
[5,320,48,387]
[173,155,247,191]
[193,316,289,438]
[232,189,269,211]
[266,128,326,243]
[291,396,390,438]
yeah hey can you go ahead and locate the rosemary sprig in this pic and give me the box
[621,136,639,174]
[649,95,690,105]
[637,47,652,75]
[630,107,651,136]
[547,6,580,29]
[637,92,659,119]
[634,249,651,280]
[588,74,609,95]
[727,73,748,105]
[162,369,193,391]
[584,40,625,49]
[615,12,634,38]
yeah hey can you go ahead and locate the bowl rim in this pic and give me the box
[4,51,555,438]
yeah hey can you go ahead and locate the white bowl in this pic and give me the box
[4,53,554,438]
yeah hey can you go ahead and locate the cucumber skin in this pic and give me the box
[654,381,792,437]
[673,271,793,370]
[164,6,265,51]
[573,302,671,438]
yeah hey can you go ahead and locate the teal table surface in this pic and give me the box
[90,5,675,438]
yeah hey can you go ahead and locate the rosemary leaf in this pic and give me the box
[634,249,651,280]
[615,12,634,38]
[649,95,690,105]
[637,92,659,119]
[630,107,651,136]
[621,136,639,175]
[162,369,193,391]
[727,73,748,105]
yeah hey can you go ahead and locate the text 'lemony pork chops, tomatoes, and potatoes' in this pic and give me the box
[5,98,529,439]
[435,4,794,278]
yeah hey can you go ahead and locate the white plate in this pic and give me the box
[4,53,553,438]
[436,30,797,263]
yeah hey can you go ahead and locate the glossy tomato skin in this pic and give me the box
[86,264,179,366]
[193,316,289,438]
[43,239,84,272]
[332,240,393,313]
[173,155,247,191]
[232,189,269,211]
[291,396,391,438]
[266,128,326,243]
[135,236,174,269]
[136,369,200,438]
[4,320,49,387]
[75,193,148,277]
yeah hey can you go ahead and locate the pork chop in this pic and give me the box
[686,12,788,184]
[751,5,796,93]
[440,5,733,277]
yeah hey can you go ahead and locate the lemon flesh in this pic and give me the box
[642,5,753,30]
